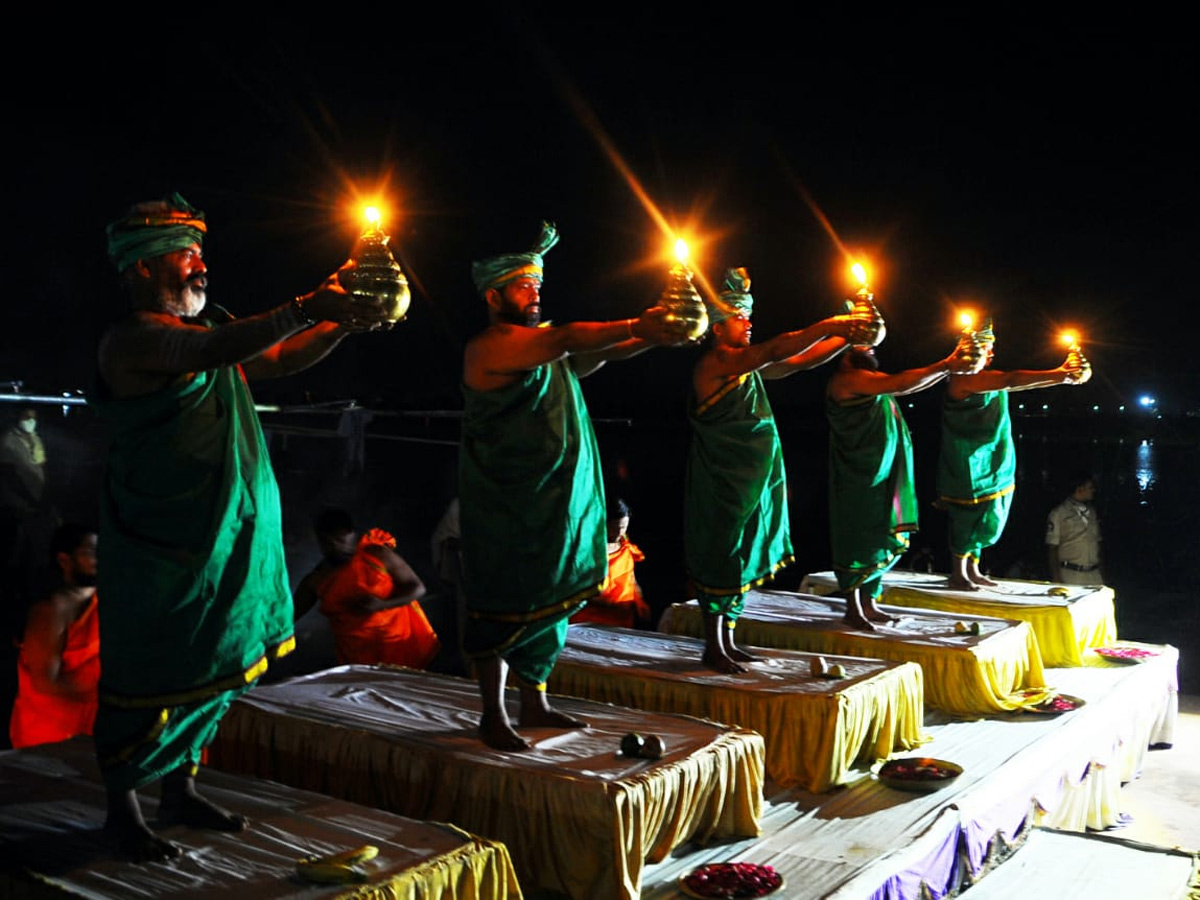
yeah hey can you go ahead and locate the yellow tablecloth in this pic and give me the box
[659,590,1047,718]
[207,666,764,900]
[0,736,522,900]
[800,570,1117,667]
[550,624,927,792]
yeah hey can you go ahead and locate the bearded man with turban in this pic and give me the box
[683,268,875,672]
[93,193,388,861]
[935,319,1091,589]
[459,221,688,751]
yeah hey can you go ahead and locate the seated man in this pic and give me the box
[9,523,100,748]
[294,508,440,669]
[570,496,651,629]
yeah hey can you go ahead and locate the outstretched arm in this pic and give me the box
[947,357,1086,400]
[828,356,954,404]
[465,306,687,390]
[241,322,352,380]
[99,267,386,395]
[762,336,850,379]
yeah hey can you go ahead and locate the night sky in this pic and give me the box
[9,10,1196,416]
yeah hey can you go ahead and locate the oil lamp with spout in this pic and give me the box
[658,238,708,342]
[342,205,411,328]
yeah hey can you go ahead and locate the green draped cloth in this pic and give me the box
[90,362,294,791]
[459,359,606,686]
[935,390,1016,558]
[827,394,918,596]
[685,372,792,618]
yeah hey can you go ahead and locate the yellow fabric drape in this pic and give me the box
[661,591,1047,717]
[206,666,763,900]
[801,571,1118,667]
[0,736,523,900]
[551,625,927,792]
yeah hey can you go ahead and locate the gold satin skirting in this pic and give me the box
[0,736,523,900]
[551,624,927,792]
[206,666,763,900]
[660,590,1048,718]
[801,571,1118,667]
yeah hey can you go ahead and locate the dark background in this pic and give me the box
[7,10,1196,414]
[3,10,1197,700]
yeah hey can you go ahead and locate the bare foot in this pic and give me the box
[158,788,247,832]
[520,705,588,729]
[842,609,878,632]
[726,645,760,662]
[105,818,182,862]
[479,711,532,751]
[702,649,747,673]
[105,791,182,863]
[945,576,981,591]
[862,600,899,624]
[969,572,999,587]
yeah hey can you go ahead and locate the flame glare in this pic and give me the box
[851,262,869,287]
[674,238,690,265]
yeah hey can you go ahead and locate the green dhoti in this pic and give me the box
[935,390,1016,559]
[684,372,792,618]
[460,360,606,687]
[827,394,918,599]
[91,364,294,792]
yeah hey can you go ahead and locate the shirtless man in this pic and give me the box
[937,320,1090,589]
[458,221,688,750]
[684,267,878,671]
[827,339,982,630]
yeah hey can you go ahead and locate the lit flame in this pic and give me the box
[851,262,868,287]
[364,206,382,229]
[674,238,690,266]
[1060,330,1081,350]
[958,310,976,331]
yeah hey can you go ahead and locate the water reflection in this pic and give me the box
[1136,439,1156,501]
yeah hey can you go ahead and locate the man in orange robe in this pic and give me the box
[570,497,650,629]
[294,508,439,669]
[10,523,100,748]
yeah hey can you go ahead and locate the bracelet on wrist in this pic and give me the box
[291,295,315,326]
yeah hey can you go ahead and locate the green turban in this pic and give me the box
[471,220,559,295]
[106,192,207,273]
[707,266,754,324]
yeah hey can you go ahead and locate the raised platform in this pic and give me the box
[550,624,926,792]
[206,666,765,900]
[800,570,1117,667]
[633,643,1181,899]
[0,735,523,899]
[660,590,1047,717]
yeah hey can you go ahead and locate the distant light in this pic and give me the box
[1042,404,1049,410]
[1119,405,1126,412]
[1139,395,1156,408]
[1092,405,1100,412]
[1017,403,1025,410]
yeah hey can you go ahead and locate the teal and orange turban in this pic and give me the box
[471,220,559,295]
[707,267,754,324]
[106,192,206,273]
